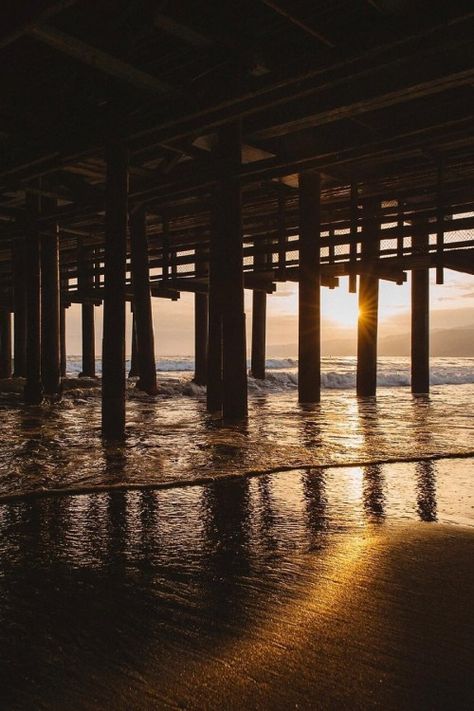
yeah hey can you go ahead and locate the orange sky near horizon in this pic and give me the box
[63,269,473,356]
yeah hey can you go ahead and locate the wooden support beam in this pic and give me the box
[441,253,474,275]
[207,220,223,411]
[349,182,358,293]
[346,264,407,283]
[357,200,380,397]
[216,122,247,420]
[102,139,128,440]
[24,189,43,404]
[128,309,139,377]
[260,0,335,47]
[0,0,78,50]
[194,247,208,386]
[153,12,212,48]
[78,244,96,377]
[40,194,61,396]
[411,227,430,394]
[436,161,445,284]
[12,239,27,377]
[250,67,474,141]
[28,24,172,95]
[130,207,158,394]
[251,244,267,380]
[60,302,66,377]
[0,307,12,378]
[298,171,321,403]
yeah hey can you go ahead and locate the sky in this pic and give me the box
[64,269,474,357]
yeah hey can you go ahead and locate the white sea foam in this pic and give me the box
[63,356,474,394]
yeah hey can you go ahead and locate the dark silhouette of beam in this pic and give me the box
[24,189,43,405]
[298,171,321,403]
[357,200,380,397]
[217,122,248,420]
[411,227,430,394]
[102,138,128,439]
[130,208,158,394]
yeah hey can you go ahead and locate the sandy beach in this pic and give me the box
[0,470,472,710]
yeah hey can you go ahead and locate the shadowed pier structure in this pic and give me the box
[0,1,473,434]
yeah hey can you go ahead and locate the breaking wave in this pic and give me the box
[59,356,474,395]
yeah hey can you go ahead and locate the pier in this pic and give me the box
[0,1,473,438]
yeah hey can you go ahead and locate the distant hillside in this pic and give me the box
[268,325,474,357]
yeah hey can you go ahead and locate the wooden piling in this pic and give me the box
[78,245,96,377]
[81,302,96,377]
[356,200,380,397]
[41,198,61,397]
[251,289,266,380]
[102,139,128,439]
[194,248,208,386]
[216,122,247,420]
[411,228,430,394]
[129,207,157,394]
[60,303,67,377]
[206,220,223,412]
[298,171,321,403]
[128,310,139,378]
[24,189,43,405]
[0,308,12,378]
[12,240,27,377]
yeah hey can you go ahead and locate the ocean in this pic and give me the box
[0,356,473,516]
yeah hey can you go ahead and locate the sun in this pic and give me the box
[322,279,360,328]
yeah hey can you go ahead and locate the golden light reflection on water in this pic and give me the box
[0,383,473,508]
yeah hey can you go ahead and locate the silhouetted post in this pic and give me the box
[194,248,208,386]
[81,301,95,377]
[129,207,157,394]
[251,241,266,380]
[206,222,223,411]
[13,239,27,377]
[60,303,67,377]
[411,226,430,394]
[0,308,12,378]
[251,288,266,379]
[298,171,321,403]
[41,198,61,397]
[357,199,380,396]
[24,189,43,405]
[78,245,96,377]
[102,139,128,439]
[216,122,247,420]
[128,309,139,377]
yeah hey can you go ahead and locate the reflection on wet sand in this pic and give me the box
[416,460,437,522]
[0,461,473,709]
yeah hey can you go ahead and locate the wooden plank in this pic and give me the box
[260,0,335,47]
[28,24,172,94]
[153,12,212,48]
[0,0,78,50]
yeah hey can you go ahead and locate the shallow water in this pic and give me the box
[0,365,473,498]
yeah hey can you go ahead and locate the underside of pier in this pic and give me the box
[1,0,474,436]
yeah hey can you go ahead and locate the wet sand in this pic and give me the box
[0,474,472,710]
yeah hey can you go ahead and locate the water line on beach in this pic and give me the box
[1,450,473,506]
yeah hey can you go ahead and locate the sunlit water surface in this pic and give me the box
[0,365,473,500]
